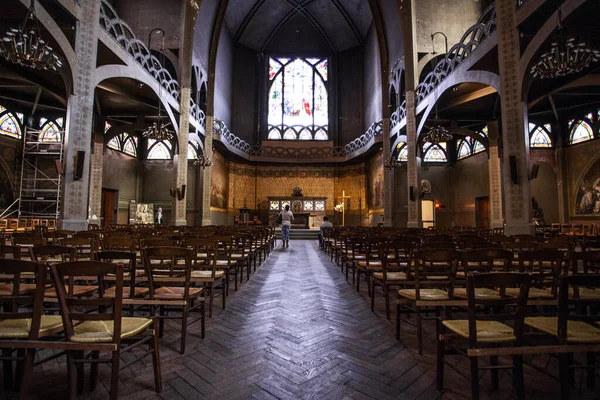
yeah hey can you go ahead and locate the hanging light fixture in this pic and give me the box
[383,154,403,169]
[142,28,175,141]
[0,0,62,71]
[193,152,213,168]
[530,2,599,79]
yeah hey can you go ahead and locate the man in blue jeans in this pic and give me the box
[318,216,333,248]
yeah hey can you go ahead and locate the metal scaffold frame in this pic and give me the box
[18,127,64,219]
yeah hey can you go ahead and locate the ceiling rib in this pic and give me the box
[233,0,268,43]
[330,0,363,45]
[261,0,335,53]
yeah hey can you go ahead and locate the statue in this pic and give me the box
[292,187,303,197]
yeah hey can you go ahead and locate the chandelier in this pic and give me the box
[421,123,453,144]
[0,0,62,71]
[141,29,176,141]
[383,154,403,169]
[193,153,213,168]
[530,4,599,79]
[142,120,175,141]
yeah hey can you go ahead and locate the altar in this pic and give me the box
[268,196,327,228]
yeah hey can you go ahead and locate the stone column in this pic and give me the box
[382,118,393,226]
[555,147,569,223]
[401,0,421,228]
[496,0,533,235]
[171,0,199,226]
[87,137,104,227]
[61,0,100,231]
[486,121,503,229]
[201,116,214,226]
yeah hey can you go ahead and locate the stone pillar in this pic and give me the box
[401,0,421,228]
[382,118,393,226]
[61,0,100,231]
[496,0,533,235]
[171,0,199,226]
[87,138,104,227]
[201,116,214,226]
[555,147,569,223]
[486,121,503,229]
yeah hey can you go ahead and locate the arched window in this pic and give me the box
[268,128,281,140]
[122,136,137,156]
[480,125,488,137]
[529,123,552,148]
[39,119,63,143]
[569,120,594,144]
[396,141,408,161]
[104,121,112,134]
[188,140,200,160]
[147,139,172,160]
[423,142,447,162]
[268,57,328,140]
[457,140,471,159]
[0,108,22,139]
[107,136,121,151]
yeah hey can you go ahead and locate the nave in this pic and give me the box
[22,241,596,400]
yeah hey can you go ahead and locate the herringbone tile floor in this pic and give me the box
[20,241,600,399]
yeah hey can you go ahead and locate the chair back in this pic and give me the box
[413,249,459,296]
[511,234,536,242]
[460,248,513,275]
[50,261,123,343]
[58,237,96,260]
[518,250,563,296]
[557,274,600,345]
[95,251,138,298]
[466,272,531,347]
[378,241,415,280]
[29,245,73,264]
[142,247,194,299]
[184,238,220,279]
[0,259,47,340]
[140,238,177,249]
[103,236,137,252]
[570,250,600,274]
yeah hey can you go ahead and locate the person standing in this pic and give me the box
[279,204,294,248]
[318,216,333,248]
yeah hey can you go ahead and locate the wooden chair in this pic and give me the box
[10,236,46,260]
[396,249,459,354]
[58,237,96,261]
[95,251,149,302]
[512,250,563,299]
[371,240,414,319]
[525,274,600,399]
[142,246,205,353]
[183,238,226,318]
[0,259,63,399]
[437,272,531,400]
[453,248,513,299]
[0,245,20,259]
[50,261,161,399]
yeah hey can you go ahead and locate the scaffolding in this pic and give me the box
[18,127,64,219]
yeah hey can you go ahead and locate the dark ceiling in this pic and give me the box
[225,0,373,52]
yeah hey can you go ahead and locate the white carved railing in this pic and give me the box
[343,121,383,155]
[390,3,497,132]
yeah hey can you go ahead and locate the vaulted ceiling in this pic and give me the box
[225,0,373,53]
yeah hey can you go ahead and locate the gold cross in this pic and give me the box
[338,190,351,226]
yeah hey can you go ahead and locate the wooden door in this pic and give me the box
[101,189,118,226]
[476,196,490,228]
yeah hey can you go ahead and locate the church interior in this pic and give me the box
[1,0,600,398]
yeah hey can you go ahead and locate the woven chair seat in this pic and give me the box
[568,288,600,300]
[71,318,152,343]
[453,288,500,300]
[372,271,407,281]
[191,270,225,279]
[397,288,448,300]
[443,320,516,343]
[154,286,203,300]
[505,287,553,298]
[0,283,38,296]
[525,317,600,343]
[0,315,63,339]
[45,285,97,297]
[105,286,150,298]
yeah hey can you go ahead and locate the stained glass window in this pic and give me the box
[315,201,325,211]
[104,121,112,134]
[457,140,471,159]
[56,117,64,128]
[270,201,280,211]
[15,113,24,125]
[529,123,552,148]
[123,136,137,156]
[268,129,282,140]
[188,141,198,159]
[0,105,5,113]
[480,126,488,136]
[396,142,408,161]
[0,112,21,139]
[570,120,593,144]
[423,144,447,162]
[472,140,485,153]
[107,136,121,151]
[281,200,290,209]
[303,201,314,211]
[147,140,172,159]
[268,57,328,140]
[39,121,62,142]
